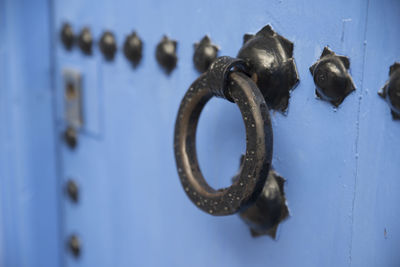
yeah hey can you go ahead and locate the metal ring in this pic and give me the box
[174,58,273,216]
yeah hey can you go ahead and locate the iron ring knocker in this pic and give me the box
[174,56,273,216]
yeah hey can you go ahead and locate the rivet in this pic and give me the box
[78,27,92,55]
[237,25,299,112]
[66,179,79,203]
[193,35,219,73]
[60,23,75,50]
[68,234,81,258]
[378,62,400,120]
[64,126,77,149]
[123,31,143,67]
[309,47,355,107]
[155,36,177,74]
[99,31,117,61]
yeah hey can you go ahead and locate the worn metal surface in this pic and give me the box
[1,0,400,267]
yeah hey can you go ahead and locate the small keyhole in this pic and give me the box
[66,82,78,100]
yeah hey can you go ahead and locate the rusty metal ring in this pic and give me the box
[174,56,273,216]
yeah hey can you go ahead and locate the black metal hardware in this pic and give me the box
[61,23,75,50]
[123,31,143,67]
[378,62,400,120]
[77,27,92,55]
[310,47,355,107]
[233,156,288,238]
[174,56,288,237]
[156,36,177,74]
[99,31,117,61]
[237,25,299,112]
[174,56,272,216]
[193,35,219,73]
[66,179,79,203]
[68,234,81,258]
[64,126,77,149]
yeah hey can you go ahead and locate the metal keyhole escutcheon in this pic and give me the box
[174,56,273,216]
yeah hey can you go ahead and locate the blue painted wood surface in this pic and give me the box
[0,0,60,267]
[0,0,399,266]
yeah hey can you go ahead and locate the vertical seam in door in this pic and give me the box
[349,0,370,265]
[47,0,65,266]
[2,1,23,264]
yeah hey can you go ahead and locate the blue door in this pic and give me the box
[1,0,399,266]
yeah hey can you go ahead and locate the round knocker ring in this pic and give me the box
[174,56,273,216]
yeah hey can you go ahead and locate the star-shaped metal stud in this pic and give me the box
[378,62,400,120]
[193,35,219,73]
[99,31,117,61]
[123,31,143,67]
[233,155,289,238]
[310,47,356,107]
[237,25,299,113]
[155,36,178,74]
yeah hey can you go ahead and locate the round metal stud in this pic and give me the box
[66,179,79,203]
[61,23,75,50]
[64,126,77,149]
[99,31,117,61]
[155,36,177,74]
[78,27,93,55]
[379,62,400,120]
[193,35,219,73]
[123,31,143,67]
[68,234,81,258]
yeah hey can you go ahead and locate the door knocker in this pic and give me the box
[174,25,294,238]
[174,56,273,216]
[174,57,288,237]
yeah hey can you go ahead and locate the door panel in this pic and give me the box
[352,1,400,266]
[51,0,399,267]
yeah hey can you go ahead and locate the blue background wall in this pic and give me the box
[0,1,60,267]
[0,0,399,266]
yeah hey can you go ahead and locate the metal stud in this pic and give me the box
[309,47,355,107]
[123,31,143,67]
[99,31,117,61]
[237,25,299,112]
[78,27,93,55]
[66,179,79,203]
[155,36,177,74]
[378,62,400,120]
[234,155,289,238]
[193,35,219,73]
[68,234,81,258]
[60,23,75,50]
[64,126,77,149]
